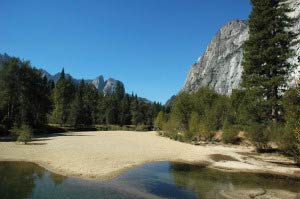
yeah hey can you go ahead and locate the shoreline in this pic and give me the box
[0,131,300,181]
[1,158,300,182]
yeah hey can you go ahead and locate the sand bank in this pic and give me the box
[0,131,299,180]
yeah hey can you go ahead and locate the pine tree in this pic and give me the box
[51,68,75,126]
[120,94,131,125]
[0,58,52,129]
[68,80,85,127]
[154,111,165,130]
[82,83,98,125]
[242,0,298,123]
[0,58,21,129]
[130,94,142,125]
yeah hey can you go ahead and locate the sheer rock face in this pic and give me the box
[103,78,123,95]
[182,20,248,94]
[182,0,300,95]
[91,75,105,92]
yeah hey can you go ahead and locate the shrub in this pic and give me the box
[294,127,300,165]
[281,121,300,165]
[222,122,240,144]
[187,112,200,140]
[154,111,165,131]
[246,123,270,152]
[282,88,300,165]
[199,120,215,141]
[170,132,184,142]
[11,125,33,144]
[135,124,149,131]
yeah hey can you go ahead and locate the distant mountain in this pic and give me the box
[0,53,11,67]
[0,53,124,95]
[40,69,123,95]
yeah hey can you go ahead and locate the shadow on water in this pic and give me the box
[1,161,300,199]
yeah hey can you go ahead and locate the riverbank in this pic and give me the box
[0,131,299,180]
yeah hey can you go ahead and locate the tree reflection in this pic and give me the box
[0,162,44,199]
[49,172,68,185]
[170,163,300,198]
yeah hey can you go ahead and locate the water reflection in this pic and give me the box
[170,162,300,198]
[0,161,299,199]
[0,162,45,199]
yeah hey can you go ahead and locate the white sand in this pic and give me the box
[0,131,299,180]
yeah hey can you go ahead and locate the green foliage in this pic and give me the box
[246,123,270,152]
[0,57,163,138]
[172,92,193,131]
[230,89,266,125]
[234,0,299,154]
[283,88,300,123]
[282,88,300,164]
[198,120,215,141]
[162,115,179,137]
[242,0,297,122]
[68,80,98,127]
[293,126,300,165]
[222,122,240,144]
[0,58,52,130]
[282,125,300,165]
[169,131,184,142]
[154,111,165,131]
[160,87,232,141]
[135,124,150,131]
[188,112,200,139]
[50,68,75,126]
[11,125,33,144]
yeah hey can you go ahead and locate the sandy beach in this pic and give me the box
[0,131,299,180]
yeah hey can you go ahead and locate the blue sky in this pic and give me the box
[0,0,251,103]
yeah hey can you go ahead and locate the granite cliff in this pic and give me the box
[182,0,300,95]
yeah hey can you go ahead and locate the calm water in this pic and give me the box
[0,161,300,199]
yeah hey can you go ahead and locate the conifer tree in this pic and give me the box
[51,68,75,126]
[242,0,298,123]
[0,58,21,128]
[68,80,85,127]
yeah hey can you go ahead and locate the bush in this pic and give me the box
[293,127,300,165]
[170,132,184,142]
[282,88,300,165]
[154,111,165,131]
[199,119,215,141]
[135,124,150,131]
[281,121,300,165]
[11,125,33,144]
[246,123,270,152]
[222,123,240,144]
[187,112,200,140]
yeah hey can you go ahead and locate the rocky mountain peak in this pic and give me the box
[103,78,123,95]
[91,75,105,92]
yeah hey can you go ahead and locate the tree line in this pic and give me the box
[155,0,300,164]
[0,58,163,137]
